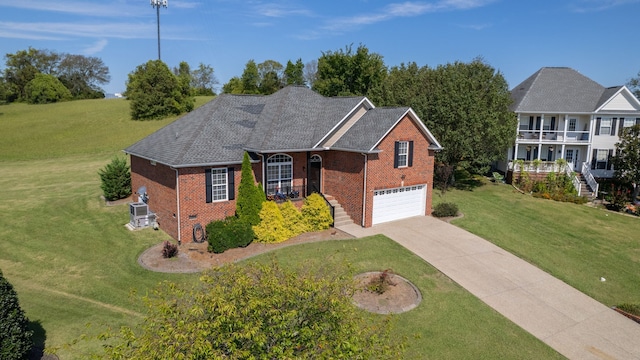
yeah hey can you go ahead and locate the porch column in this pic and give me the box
[539,114,545,141]
[563,115,568,142]
[561,144,566,159]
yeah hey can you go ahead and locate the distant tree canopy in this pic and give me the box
[125,60,194,120]
[628,70,640,99]
[313,44,387,97]
[222,59,307,95]
[191,62,219,96]
[1,47,109,102]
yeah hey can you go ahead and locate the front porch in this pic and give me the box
[506,160,599,197]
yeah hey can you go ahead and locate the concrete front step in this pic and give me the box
[326,196,355,227]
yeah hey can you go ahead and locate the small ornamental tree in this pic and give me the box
[253,201,292,243]
[98,156,132,201]
[301,193,333,231]
[0,269,34,360]
[24,73,72,104]
[235,152,264,225]
[612,124,640,201]
[97,261,403,359]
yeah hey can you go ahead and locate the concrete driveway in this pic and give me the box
[338,216,640,360]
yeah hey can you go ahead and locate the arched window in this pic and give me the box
[266,154,293,195]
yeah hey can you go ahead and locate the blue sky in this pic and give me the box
[1,0,639,95]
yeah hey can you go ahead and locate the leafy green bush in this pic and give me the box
[98,156,131,201]
[96,261,403,359]
[206,216,254,253]
[432,202,459,217]
[253,201,292,243]
[301,193,333,231]
[280,200,309,237]
[24,73,72,104]
[235,152,264,226]
[0,269,33,360]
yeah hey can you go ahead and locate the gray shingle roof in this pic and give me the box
[332,107,410,152]
[125,86,380,167]
[510,67,606,113]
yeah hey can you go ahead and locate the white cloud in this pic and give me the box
[171,1,201,9]
[254,3,313,18]
[570,0,640,12]
[0,0,146,17]
[0,21,158,40]
[83,39,108,55]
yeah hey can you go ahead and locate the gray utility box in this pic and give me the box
[129,202,156,229]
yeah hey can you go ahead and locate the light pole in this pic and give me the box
[150,0,168,60]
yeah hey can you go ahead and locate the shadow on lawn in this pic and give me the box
[28,320,56,360]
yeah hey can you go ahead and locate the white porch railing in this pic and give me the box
[509,161,563,173]
[565,164,582,196]
[581,162,599,197]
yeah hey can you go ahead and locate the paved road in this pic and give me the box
[338,216,640,360]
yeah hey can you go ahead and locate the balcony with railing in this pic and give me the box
[517,130,590,143]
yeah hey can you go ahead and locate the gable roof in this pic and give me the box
[510,67,605,113]
[125,86,440,168]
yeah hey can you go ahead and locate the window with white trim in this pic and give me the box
[623,118,634,128]
[596,149,608,170]
[266,154,293,195]
[396,141,409,167]
[599,118,612,135]
[211,168,228,201]
[568,118,576,131]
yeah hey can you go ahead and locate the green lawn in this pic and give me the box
[434,180,640,306]
[1,98,631,358]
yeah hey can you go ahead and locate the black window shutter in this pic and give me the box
[591,150,597,170]
[550,117,556,130]
[536,117,541,130]
[205,169,212,203]
[393,141,399,168]
[595,118,601,135]
[606,150,613,170]
[636,118,640,125]
[227,167,235,200]
[407,141,414,167]
[619,119,625,136]
[611,118,617,136]
[529,116,534,130]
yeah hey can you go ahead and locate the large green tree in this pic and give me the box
[57,54,109,99]
[191,62,218,95]
[98,261,402,359]
[0,269,33,360]
[257,60,284,95]
[3,47,60,102]
[24,73,72,104]
[240,59,260,94]
[612,124,640,200]
[313,44,387,97]
[125,60,194,120]
[283,58,305,86]
[235,152,264,226]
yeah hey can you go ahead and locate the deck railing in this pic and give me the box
[266,185,305,202]
[581,162,599,197]
[564,164,582,196]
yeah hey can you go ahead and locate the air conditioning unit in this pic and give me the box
[129,202,155,229]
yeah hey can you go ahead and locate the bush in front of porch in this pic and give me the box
[516,172,588,204]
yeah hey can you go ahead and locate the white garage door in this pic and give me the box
[372,185,426,225]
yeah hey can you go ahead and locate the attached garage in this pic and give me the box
[372,185,426,225]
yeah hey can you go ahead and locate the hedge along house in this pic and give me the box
[125,86,442,243]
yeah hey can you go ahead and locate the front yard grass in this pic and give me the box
[434,179,640,306]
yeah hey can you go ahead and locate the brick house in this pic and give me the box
[125,86,442,243]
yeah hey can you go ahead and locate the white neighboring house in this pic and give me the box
[500,67,640,196]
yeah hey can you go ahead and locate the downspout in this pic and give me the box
[172,167,181,245]
[361,153,367,227]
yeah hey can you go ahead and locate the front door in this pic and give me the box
[307,155,321,196]
[565,149,574,169]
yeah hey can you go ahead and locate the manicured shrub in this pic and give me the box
[279,200,309,237]
[98,156,132,201]
[161,241,178,258]
[253,201,292,243]
[0,269,33,360]
[301,193,333,231]
[236,152,265,226]
[432,202,459,218]
[206,217,254,253]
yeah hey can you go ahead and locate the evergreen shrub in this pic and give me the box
[207,217,254,253]
[301,193,333,231]
[98,156,132,201]
[0,269,33,360]
[432,202,459,218]
[253,201,292,243]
